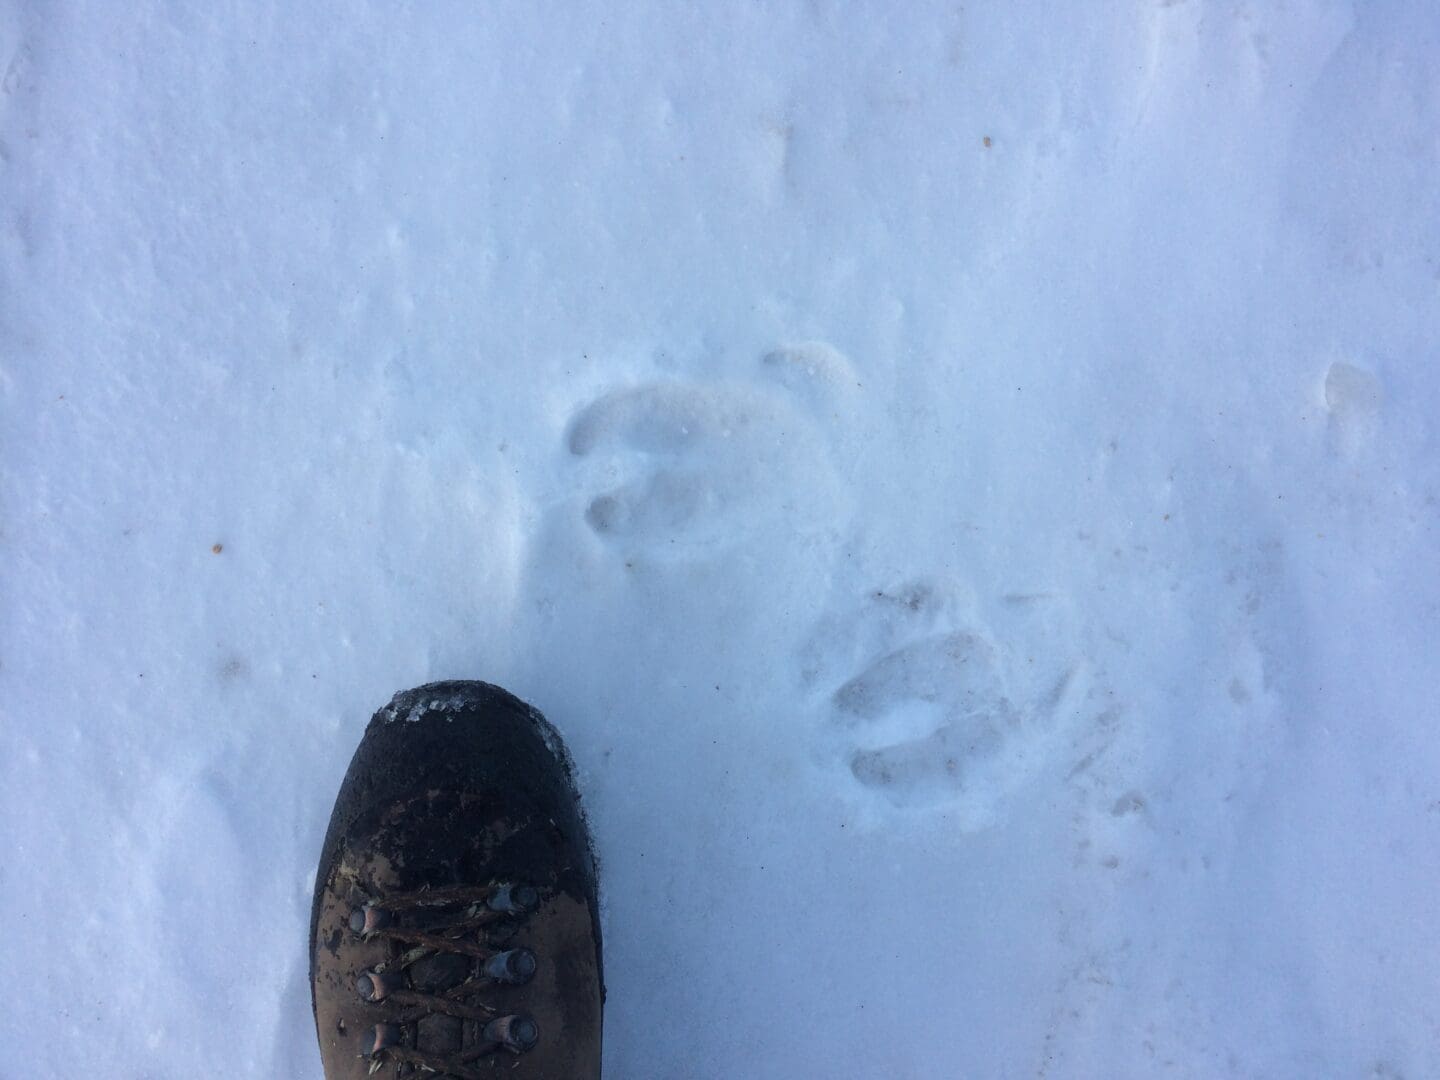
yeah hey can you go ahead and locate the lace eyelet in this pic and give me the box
[355,970,404,1002]
[361,1022,402,1058]
[348,905,393,934]
[484,947,537,985]
[487,883,539,913]
[484,1014,539,1053]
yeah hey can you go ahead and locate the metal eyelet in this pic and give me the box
[483,1014,539,1053]
[348,905,393,934]
[483,947,538,985]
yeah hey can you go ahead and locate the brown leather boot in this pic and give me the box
[310,682,603,1079]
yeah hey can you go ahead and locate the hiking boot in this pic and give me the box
[309,681,603,1079]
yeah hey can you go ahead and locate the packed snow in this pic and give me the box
[3,3,1438,1077]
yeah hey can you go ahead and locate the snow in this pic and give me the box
[3,2,1438,1076]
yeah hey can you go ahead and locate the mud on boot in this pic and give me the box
[310,681,603,1079]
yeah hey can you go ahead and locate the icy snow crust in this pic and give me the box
[3,3,1438,1077]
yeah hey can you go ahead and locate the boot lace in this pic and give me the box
[347,882,541,1078]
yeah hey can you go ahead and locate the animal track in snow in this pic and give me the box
[760,341,862,418]
[806,582,1086,821]
[565,351,850,560]
[1323,360,1382,456]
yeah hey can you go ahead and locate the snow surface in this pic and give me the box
[3,3,1439,1077]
